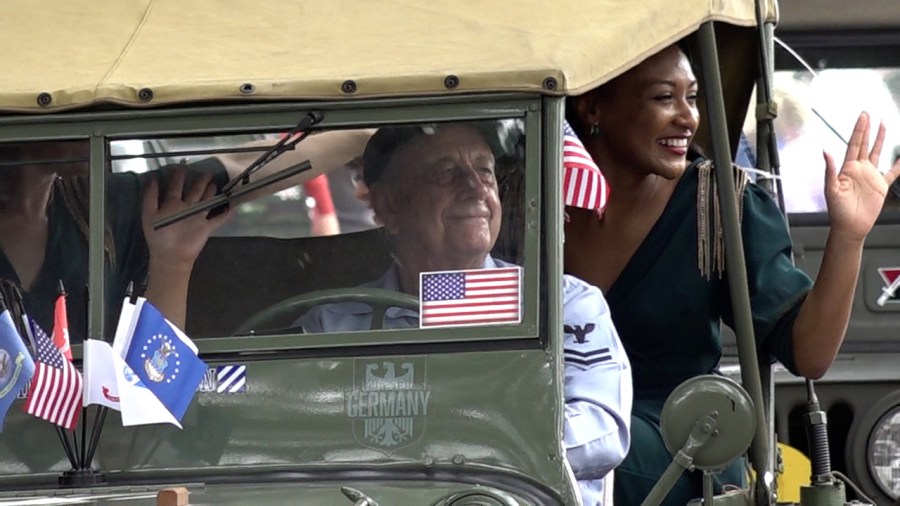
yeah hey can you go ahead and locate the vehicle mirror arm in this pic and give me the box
[640,414,718,506]
[151,159,312,230]
[219,111,324,195]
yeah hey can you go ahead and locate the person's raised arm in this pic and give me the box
[214,129,374,202]
[141,169,230,328]
[792,112,900,378]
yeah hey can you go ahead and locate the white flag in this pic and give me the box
[83,339,121,410]
[82,298,181,427]
[112,297,138,357]
[83,297,135,410]
[83,339,179,427]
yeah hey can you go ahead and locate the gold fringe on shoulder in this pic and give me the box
[697,160,750,280]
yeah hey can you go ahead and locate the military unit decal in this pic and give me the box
[215,365,247,393]
[198,365,247,394]
[347,357,431,452]
[876,267,900,306]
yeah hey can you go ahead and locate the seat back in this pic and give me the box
[185,228,393,337]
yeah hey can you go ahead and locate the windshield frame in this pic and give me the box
[0,94,546,357]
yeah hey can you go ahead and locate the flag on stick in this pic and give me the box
[84,338,181,427]
[83,295,136,412]
[0,309,35,431]
[82,339,122,412]
[83,296,183,427]
[52,290,72,361]
[122,298,207,422]
[563,120,609,214]
[24,318,82,430]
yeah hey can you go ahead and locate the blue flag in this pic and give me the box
[0,309,35,431]
[123,299,207,422]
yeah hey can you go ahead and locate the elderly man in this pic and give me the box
[296,123,631,504]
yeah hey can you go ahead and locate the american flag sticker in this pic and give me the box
[216,365,247,394]
[419,267,522,328]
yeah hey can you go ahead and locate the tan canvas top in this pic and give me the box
[0,0,777,113]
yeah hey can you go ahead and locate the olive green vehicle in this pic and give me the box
[0,0,882,504]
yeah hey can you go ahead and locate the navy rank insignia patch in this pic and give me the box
[564,323,595,343]
[564,346,612,369]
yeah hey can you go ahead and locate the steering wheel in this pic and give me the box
[232,288,420,336]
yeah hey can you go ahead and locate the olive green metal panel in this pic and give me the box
[0,349,572,503]
[0,481,534,505]
[0,93,574,504]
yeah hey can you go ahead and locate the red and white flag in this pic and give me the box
[52,293,71,361]
[420,267,521,328]
[563,120,609,214]
[24,318,82,430]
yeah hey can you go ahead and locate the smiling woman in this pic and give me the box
[570,46,700,186]
[563,41,899,504]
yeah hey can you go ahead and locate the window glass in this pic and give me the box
[111,133,334,238]
[109,119,528,339]
[741,67,900,214]
[0,140,91,342]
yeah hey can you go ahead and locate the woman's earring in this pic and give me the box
[590,123,602,138]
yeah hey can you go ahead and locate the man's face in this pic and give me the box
[373,125,501,266]
[346,157,370,206]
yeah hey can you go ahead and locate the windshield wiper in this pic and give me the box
[152,111,324,230]
[773,37,849,145]
[219,111,323,194]
[153,159,311,229]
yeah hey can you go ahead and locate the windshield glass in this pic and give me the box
[0,102,563,497]
[103,118,529,341]
[740,58,900,214]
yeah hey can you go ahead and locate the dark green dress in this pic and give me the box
[0,173,148,344]
[611,158,812,505]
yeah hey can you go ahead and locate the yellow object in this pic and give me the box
[0,0,777,112]
[776,443,812,503]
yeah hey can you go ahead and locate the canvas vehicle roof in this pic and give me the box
[0,0,776,113]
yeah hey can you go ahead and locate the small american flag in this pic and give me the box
[420,267,522,328]
[563,120,609,213]
[24,318,82,430]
